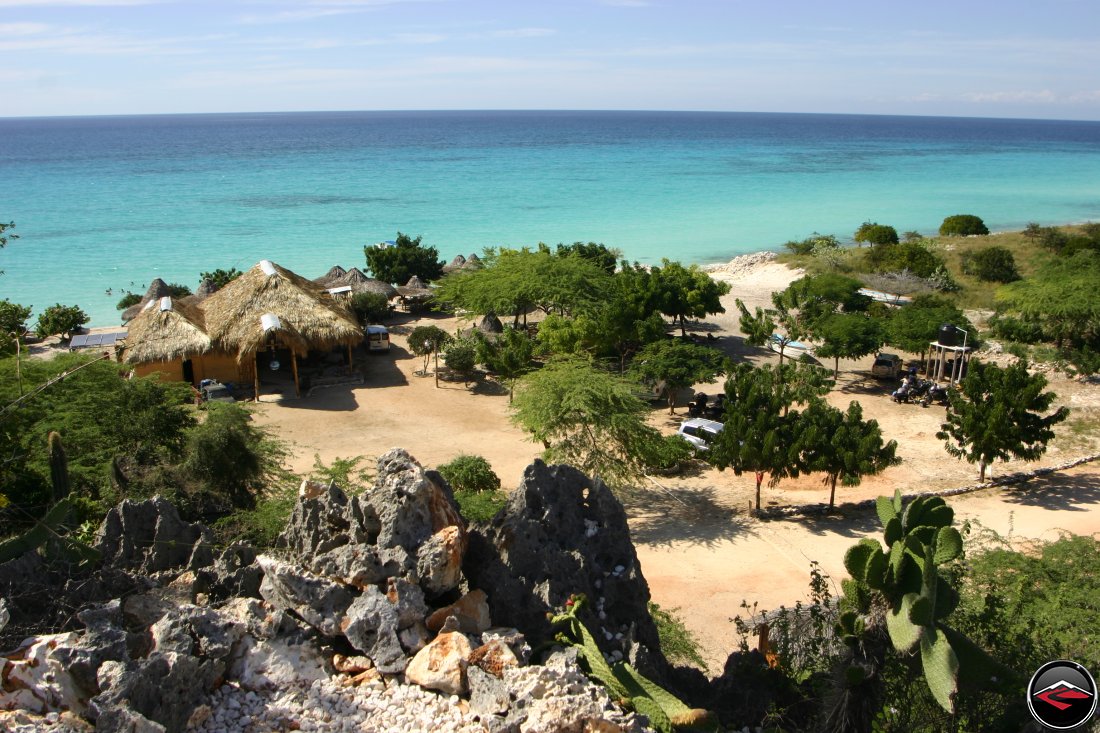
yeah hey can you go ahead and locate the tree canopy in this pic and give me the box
[651,260,731,337]
[936,360,1068,481]
[407,324,451,386]
[813,313,884,378]
[939,214,989,237]
[854,222,899,247]
[35,304,88,340]
[960,246,1019,283]
[198,267,243,290]
[995,250,1100,349]
[884,294,971,359]
[0,300,32,337]
[364,232,444,285]
[510,356,665,486]
[476,327,535,401]
[628,339,728,413]
[800,401,898,507]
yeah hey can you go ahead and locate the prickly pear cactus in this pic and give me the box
[839,489,1003,713]
[550,594,715,732]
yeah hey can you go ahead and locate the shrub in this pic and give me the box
[784,232,839,256]
[115,292,141,311]
[649,602,706,668]
[310,453,373,493]
[989,313,1045,344]
[960,246,1020,282]
[437,454,501,493]
[646,434,695,472]
[866,241,944,278]
[443,339,478,380]
[854,221,899,246]
[349,291,391,324]
[34,304,89,340]
[453,489,508,523]
[1064,346,1100,376]
[0,299,32,336]
[939,214,989,236]
[181,403,269,509]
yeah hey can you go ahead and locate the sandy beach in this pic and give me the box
[46,252,1099,671]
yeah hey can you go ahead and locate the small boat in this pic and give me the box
[769,333,813,356]
[858,288,913,306]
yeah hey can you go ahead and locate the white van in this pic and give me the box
[676,418,724,452]
[366,325,390,352]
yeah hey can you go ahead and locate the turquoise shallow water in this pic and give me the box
[2,110,1099,327]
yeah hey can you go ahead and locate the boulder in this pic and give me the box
[340,584,417,674]
[257,556,353,637]
[468,638,519,678]
[279,449,467,597]
[426,588,491,634]
[0,633,87,715]
[464,460,667,678]
[95,497,215,575]
[404,621,472,696]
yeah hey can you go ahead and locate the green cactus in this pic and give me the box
[0,432,99,566]
[838,489,1008,715]
[550,594,715,731]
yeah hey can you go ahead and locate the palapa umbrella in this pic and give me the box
[336,268,398,299]
[442,254,467,273]
[314,265,347,286]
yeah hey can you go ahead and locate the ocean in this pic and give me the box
[2,110,1099,327]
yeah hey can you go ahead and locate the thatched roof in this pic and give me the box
[121,278,176,324]
[119,297,211,364]
[201,260,362,361]
[315,265,347,286]
[335,268,398,298]
[464,253,482,268]
[404,275,427,289]
[195,278,218,298]
[477,311,504,334]
[443,254,467,273]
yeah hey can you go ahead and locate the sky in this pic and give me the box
[2,0,1099,120]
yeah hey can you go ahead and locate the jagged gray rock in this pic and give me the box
[340,583,423,673]
[194,543,263,602]
[464,459,667,680]
[279,449,468,597]
[257,556,353,637]
[95,497,215,575]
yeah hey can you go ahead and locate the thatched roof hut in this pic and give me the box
[315,265,347,286]
[443,254,467,273]
[463,253,482,269]
[121,278,176,324]
[202,260,362,362]
[336,268,398,298]
[477,311,504,334]
[119,297,211,364]
[195,278,218,299]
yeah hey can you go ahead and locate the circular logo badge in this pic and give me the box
[1027,660,1098,730]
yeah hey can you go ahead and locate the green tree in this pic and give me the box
[814,313,884,378]
[198,267,243,290]
[866,241,945,278]
[628,339,728,414]
[779,272,872,336]
[443,336,478,385]
[437,454,501,493]
[181,402,266,510]
[554,241,621,274]
[736,298,804,367]
[651,260,731,337]
[800,401,898,507]
[349,291,391,324]
[884,294,970,362]
[854,221,899,247]
[115,292,141,311]
[960,246,1019,283]
[511,356,666,486]
[34,304,89,340]
[476,326,535,401]
[784,232,840,256]
[707,363,803,511]
[364,232,444,285]
[166,282,191,299]
[408,325,451,387]
[0,300,32,336]
[939,214,989,237]
[936,360,1069,481]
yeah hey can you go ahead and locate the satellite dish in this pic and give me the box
[270,359,281,371]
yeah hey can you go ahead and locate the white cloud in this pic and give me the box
[491,27,555,39]
[0,0,160,6]
[236,8,365,25]
[0,22,52,35]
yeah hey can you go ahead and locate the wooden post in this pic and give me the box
[291,351,301,398]
[347,344,354,370]
[253,352,260,401]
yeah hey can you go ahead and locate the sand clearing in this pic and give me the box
[75,252,1096,671]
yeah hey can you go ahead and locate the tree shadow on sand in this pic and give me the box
[775,506,882,538]
[623,483,749,548]
[1000,471,1100,511]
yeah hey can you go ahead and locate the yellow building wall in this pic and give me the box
[195,351,244,384]
[133,360,184,383]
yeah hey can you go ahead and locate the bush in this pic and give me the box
[866,241,945,278]
[443,339,478,380]
[939,214,989,236]
[34,304,89,340]
[453,488,508,523]
[115,292,141,311]
[437,454,501,493]
[181,403,269,510]
[989,313,1045,344]
[349,291,390,324]
[646,434,695,472]
[960,246,1020,282]
[783,233,839,256]
[649,602,706,668]
[854,221,899,246]
[1064,346,1100,376]
[0,299,32,336]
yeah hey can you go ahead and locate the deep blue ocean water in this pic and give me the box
[2,110,1100,326]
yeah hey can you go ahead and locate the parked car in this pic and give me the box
[676,418,724,452]
[366,324,390,352]
[871,353,902,379]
